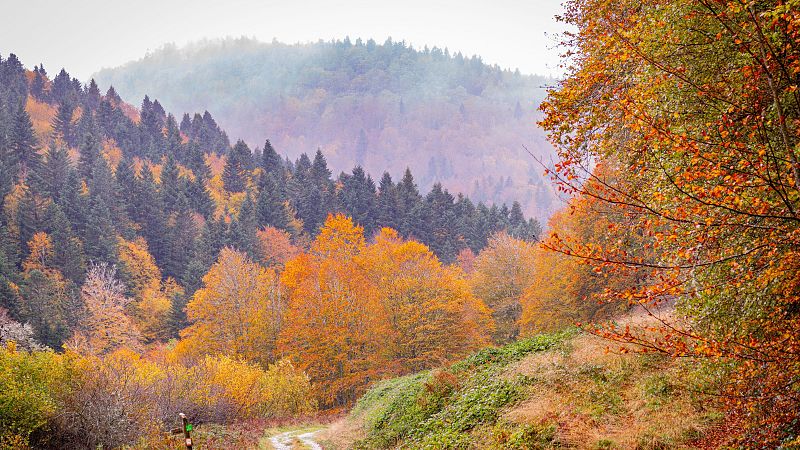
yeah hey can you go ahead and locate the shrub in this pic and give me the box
[0,344,72,447]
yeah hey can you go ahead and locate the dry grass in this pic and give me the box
[499,309,716,449]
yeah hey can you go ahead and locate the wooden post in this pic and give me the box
[180,413,193,449]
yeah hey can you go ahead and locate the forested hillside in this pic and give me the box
[93,38,559,220]
[0,51,547,448]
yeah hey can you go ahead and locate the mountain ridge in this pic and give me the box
[93,37,562,221]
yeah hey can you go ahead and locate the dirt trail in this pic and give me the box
[269,429,323,449]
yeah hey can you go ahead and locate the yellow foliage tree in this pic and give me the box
[178,248,284,366]
[470,232,537,343]
[116,238,172,342]
[365,228,493,372]
[69,263,143,355]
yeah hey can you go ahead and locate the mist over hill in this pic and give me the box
[94,37,560,220]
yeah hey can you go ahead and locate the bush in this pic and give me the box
[0,343,73,448]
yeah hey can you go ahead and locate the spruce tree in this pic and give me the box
[223,140,253,192]
[256,174,290,231]
[261,139,282,176]
[10,105,39,179]
[340,166,378,236]
[376,172,399,230]
[52,100,75,147]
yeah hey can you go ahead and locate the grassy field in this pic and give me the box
[319,313,724,449]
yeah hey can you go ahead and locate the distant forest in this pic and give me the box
[94,37,560,219]
[0,52,541,349]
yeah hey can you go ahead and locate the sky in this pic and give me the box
[1,0,567,81]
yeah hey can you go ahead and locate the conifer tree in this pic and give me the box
[256,175,290,231]
[10,105,38,179]
[339,166,378,236]
[52,100,75,147]
[376,172,399,230]
[223,140,253,192]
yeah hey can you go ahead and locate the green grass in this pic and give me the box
[352,330,575,449]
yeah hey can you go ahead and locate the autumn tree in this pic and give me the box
[116,237,173,341]
[365,228,493,371]
[470,232,536,343]
[69,263,142,355]
[278,214,388,406]
[255,226,300,268]
[519,192,634,334]
[540,0,800,442]
[16,232,80,348]
[178,248,284,366]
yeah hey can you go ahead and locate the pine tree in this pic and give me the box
[43,202,85,282]
[223,140,253,192]
[135,169,168,267]
[376,172,399,230]
[256,174,290,231]
[160,154,183,214]
[52,99,75,147]
[165,114,183,160]
[30,66,46,101]
[229,193,258,256]
[77,127,100,180]
[36,143,71,202]
[396,168,422,237]
[261,139,282,176]
[105,86,121,104]
[10,105,39,179]
[163,195,197,280]
[85,79,101,110]
[340,166,378,236]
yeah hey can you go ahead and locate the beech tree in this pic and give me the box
[541,0,800,442]
[178,248,284,366]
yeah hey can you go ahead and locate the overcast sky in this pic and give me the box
[1,0,566,81]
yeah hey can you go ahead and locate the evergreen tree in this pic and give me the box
[229,193,258,255]
[77,126,101,180]
[260,139,285,191]
[52,99,75,147]
[160,154,183,214]
[35,143,71,202]
[30,66,46,101]
[256,174,290,231]
[85,79,101,110]
[10,105,39,179]
[223,140,253,192]
[43,202,85,282]
[105,86,121,104]
[163,195,197,280]
[339,166,378,236]
[396,168,422,237]
[376,172,399,230]
[135,169,168,267]
[165,113,183,160]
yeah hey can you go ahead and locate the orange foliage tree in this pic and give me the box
[365,228,493,372]
[519,191,636,335]
[255,226,300,268]
[279,214,387,407]
[540,0,800,442]
[279,215,492,407]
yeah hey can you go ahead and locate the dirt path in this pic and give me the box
[268,429,323,449]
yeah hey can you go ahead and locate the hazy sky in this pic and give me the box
[2,0,566,81]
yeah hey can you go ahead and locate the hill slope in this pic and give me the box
[320,312,725,449]
[93,38,560,220]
